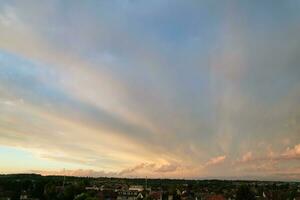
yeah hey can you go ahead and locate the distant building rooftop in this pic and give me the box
[129,185,144,192]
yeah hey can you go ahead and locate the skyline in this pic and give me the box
[0,0,300,181]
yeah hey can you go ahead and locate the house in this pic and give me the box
[148,191,162,200]
[97,190,117,200]
[86,186,100,191]
[129,185,144,192]
[117,190,144,200]
[205,194,225,200]
[181,190,194,200]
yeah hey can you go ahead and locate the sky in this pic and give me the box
[0,0,299,181]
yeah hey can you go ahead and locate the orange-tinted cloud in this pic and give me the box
[205,155,226,166]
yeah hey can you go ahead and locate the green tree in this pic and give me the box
[236,185,255,200]
[86,197,98,200]
[74,193,88,200]
[44,182,58,200]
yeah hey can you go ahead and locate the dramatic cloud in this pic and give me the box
[32,162,182,178]
[31,169,118,178]
[240,152,253,163]
[281,144,300,160]
[155,163,179,173]
[0,0,299,180]
[205,156,226,166]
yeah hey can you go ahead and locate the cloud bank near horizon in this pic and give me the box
[0,0,300,180]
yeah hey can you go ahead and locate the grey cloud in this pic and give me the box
[154,163,179,173]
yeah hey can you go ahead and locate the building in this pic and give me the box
[148,191,162,200]
[86,186,100,191]
[129,185,144,192]
[205,194,225,200]
[117,190,143,200]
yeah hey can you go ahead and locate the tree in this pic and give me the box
[85,197,98,200]
[44,182,58,200]
[236,185,255,200]
[74,193,88,200]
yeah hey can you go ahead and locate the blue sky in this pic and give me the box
[0,0,299,180]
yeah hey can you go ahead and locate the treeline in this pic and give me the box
[0,174,298,200]
[0,174,88,200]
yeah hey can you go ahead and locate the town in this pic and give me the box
[0,174,299,200]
